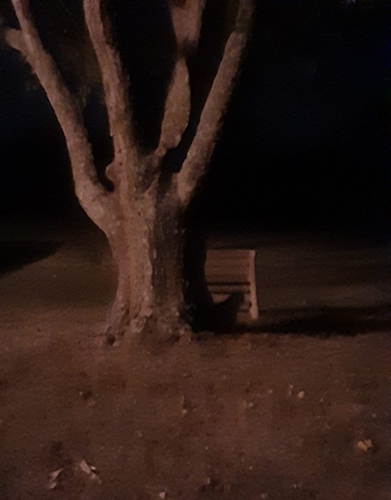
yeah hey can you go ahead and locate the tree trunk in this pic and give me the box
[104,172,187,343]
[5,0,254,344]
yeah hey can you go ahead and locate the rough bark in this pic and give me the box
[5,0,254,342]
[104,171,186,343]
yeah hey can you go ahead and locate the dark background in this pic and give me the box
[1,0,391,240]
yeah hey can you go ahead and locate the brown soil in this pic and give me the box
[0,220,389,499]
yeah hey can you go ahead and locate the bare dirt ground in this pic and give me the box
[0,218,389,499]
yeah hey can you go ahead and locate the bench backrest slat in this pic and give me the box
[205,249,259,321]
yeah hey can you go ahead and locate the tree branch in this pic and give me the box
[156,57,190,156]
[83,0,139,190]
[170,0,206,50]
[9,0,113,232]
[153,0,205,164]
[177,0,254,205]
[4,27,27,56]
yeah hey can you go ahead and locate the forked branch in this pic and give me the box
[83,0,139,189]
[177,0,254,205]
[8,0,112,231]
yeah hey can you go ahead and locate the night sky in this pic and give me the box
[0,0,391,240]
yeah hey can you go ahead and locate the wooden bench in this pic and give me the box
[205,249,259,322]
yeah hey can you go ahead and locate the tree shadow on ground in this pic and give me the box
[202,303,391,338]
[0,241,62,276]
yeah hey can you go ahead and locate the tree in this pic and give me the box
[1,0,254,342]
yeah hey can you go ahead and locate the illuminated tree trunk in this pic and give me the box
[5,0,254,341]
[104,173,185,341]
